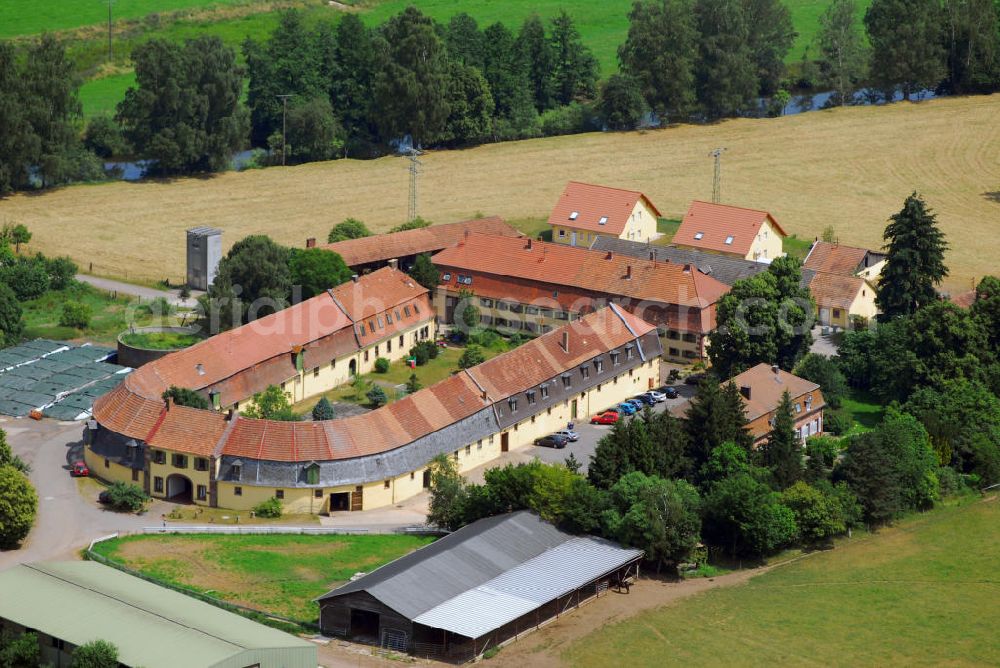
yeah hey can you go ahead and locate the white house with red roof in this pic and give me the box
[548,181,661,247]
[673,201,787,262]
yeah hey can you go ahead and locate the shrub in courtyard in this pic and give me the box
[409,340,438,366]
[374,357,390,373]
[103,482,149,513]
[312,397,335,421]
[366,386,387,407]
[59,300,92,329]
[253,497,283,518]
[458,345,486,369]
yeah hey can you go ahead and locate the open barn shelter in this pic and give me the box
[317,511,643,661]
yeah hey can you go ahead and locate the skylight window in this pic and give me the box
[694,232,704,240]
[598,216,608,225]
[569,211,579,220]
[725,235,735,245]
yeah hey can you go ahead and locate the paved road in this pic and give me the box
[0,419,155,569]
[76,274,201,309]
[486,382,698,474]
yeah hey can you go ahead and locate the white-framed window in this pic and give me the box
[569,211,579,220]
[598,216,608,225]
[694,232,704,240]
[725,235,734,245]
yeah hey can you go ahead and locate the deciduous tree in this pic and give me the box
[70,640,119,668]
[619,0,698,121]
[203,235,291,329]
[742,0,796,96]
[597,74,647,130]
[0,283,23,347]
[327,218,371,243]
[865,0,946,98]
[243,385,297,421]
[288,247,353,299]
[817,0,868,104]
[0,465,37,548]
[694,0,757,117]
[408,253,439,290]
[701,472,797,557]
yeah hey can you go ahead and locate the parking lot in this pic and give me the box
[524,382,697,473]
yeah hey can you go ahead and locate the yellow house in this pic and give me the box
[807,272,879,329]
[548,181,661,247]
[672,201,787,262]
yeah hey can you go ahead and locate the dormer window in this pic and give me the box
[195,363,205,376]
[231,461,242,480]
[625,343,635,360]
[368,321,376,335]
[442,272,451,282]
[508,397,518,412]
[540,384,549,399]
[377,316,384,329]
[598,216,608,225]
[610,350,621,365]
[595,359,604,373]
[694,232,704,240]
[561,373,572,388]
[569,211,579,220]
[725,235,735,245]
[526,390,536,405]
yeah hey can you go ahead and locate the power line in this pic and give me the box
[276,94,293,166]
[709,147,727,204]
[406,149,423,222]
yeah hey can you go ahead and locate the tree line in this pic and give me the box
[3,0,999,187]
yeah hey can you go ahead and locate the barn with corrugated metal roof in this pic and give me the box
[316,511,643,661]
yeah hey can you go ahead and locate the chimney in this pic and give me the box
[606,251,614,260]
[481,389,488,401]
[683,263,691,274]
[226,408,235,421]
[740,385,751,401]
[527,238,533,250]
[625,265,632,280]
[165,396,173,411]
[351,274,359,283]
[388,258,399,270]
[771,364,780,378]
[306,237,316,248]
[649,250,655,261]
[560,330,570,353]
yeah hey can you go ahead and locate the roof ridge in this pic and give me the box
[213,414,240,458]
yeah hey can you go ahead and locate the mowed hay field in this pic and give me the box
[563,497,1000,667]
[3,94,998,290]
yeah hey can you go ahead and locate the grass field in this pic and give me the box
[21,282,183,345]
[90,533,434,622]
[119,330,201,349]
[5,94,996,292]
[564,496,1000,666]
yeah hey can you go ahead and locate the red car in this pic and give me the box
[590,411,619,425]
[70,461,90,477]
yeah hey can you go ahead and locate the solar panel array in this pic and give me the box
[0,339,130,420]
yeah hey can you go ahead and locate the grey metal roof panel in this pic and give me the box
[413,537,643,638]
[590,237,772,286]
[318,512,572,619]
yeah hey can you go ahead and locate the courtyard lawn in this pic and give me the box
[564,497,1000,666]
[119,330,202,350]
[294,344,504,413]
[784,233,815,259]
[90,533,434,623]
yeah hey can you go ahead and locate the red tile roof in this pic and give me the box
[432,233,729,309]
[95,306,658,465]
[950,290,977,309]
[133,267,427,398]
[319,217,520,266]
[802,241,870,275]
[547,181,661,235]
[466,304,654,399]
[674,201,787,255]
[807,272,870,310]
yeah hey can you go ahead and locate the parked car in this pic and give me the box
[590,411,619,425]
[617,402,639,415]
[534,434,568,449]
[98,490,111,504]
[70,461,89,477]
[632,394,656,406]
[663,387,679,399]
[554,429,579,442]
[684,372,707,386]
[644,390,667,403]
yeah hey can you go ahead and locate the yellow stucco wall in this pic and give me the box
[857,259,885,282]
[817,281,878,329]
[84,450,140,486]
[147,452,213,505]
[746,218,785,261]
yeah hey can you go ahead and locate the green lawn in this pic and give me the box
[0,0,268,39]
[509,216,551,241]
[21,282,185,346]
[90,533,434,622]
[841,388,886,432]
[564,497,1000,666]
[784,233,815,259]
[295,344,504,412]
[79,72,136,118]
[119,330,202,350]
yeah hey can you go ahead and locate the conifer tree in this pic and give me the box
[876,193,949,319]
[761,390,802,489]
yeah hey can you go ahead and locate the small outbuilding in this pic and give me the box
[0,561,317,668]
[317,511,643,662]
